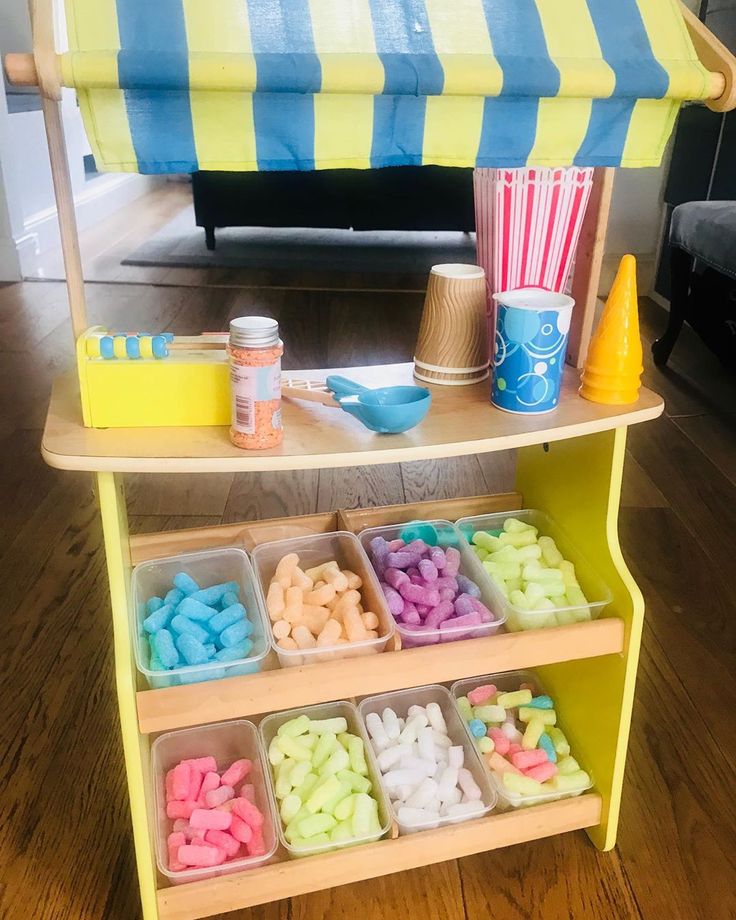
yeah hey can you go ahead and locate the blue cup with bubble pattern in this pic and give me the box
[491,289,575,414]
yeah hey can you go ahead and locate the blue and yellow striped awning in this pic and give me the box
[63,0,712,173]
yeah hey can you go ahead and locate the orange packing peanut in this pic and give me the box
[332,590,362,618]
[228,316,283,450]
[323,567,349,592]
[272,619,291,640]
[275,554,300,588]
[343,606,368,643]
[361,611,379,630]
[343,570,363,590]
[266,582,285,620]
[291,567,313,591]
[277,637,298,650]
[305,583,337,606]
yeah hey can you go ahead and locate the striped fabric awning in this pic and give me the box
[63,0,712,174]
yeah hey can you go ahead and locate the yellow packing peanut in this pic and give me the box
[518,707,557,725]
[522,717,546,750]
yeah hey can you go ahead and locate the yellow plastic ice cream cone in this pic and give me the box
[580,254,643,404]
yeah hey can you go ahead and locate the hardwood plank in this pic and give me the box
[476,448,517,494]
[459,832,641,920]
[402,456,495,502]
[126,472,235,517]
[620,451,668,509]
[224,470,320,522]
[317,463,404,512]
[627,416,736,608]
[673,412,736,489]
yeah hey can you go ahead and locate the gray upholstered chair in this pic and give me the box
[652,200,736,366]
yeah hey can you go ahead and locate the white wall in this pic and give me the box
[0,0,158,280]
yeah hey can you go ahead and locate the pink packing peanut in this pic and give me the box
[232,796,264,828]
[248,828,267,857]
[166,800,197,820]
[183,756,218,774]
[221,758,252,787]
[525,761,558,783]
[230,814,253,844]
[178,844,226,868]
[167,832,187,872]
[198,771,220,804]
[443,547,461,576]
[171,762,191,800]
[399,582,440,606]
[511,749,548,770]
[205,829,241,858]
[488,727,510,754]
[468,684,497,705]
[190,808,232,831]
[187,769,204,803]
[205,785,235,808]
[240,783,256,802]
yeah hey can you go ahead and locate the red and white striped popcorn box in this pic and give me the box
[474,166,594,332]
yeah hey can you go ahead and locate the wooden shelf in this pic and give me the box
[42,364,664,473]
[156,794,601,919]
[136,618,625,734]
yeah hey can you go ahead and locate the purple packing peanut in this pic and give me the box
[424,600,455,629]
[387,538,405,551]
[381,583,405,617]
[443,547,461,576]
[443,611,482,628]
[398,582,441,606]
[455,574,481,598]
[418,558,439,582]
[400,603,421,625]
[387,551,421,569]
[429,546,446,568]
[409,574,424,585]
[439,611,482,643]
[453,593,476,617]
[464,594,495,623]
[435,575,458,591]
[406,567,420,578]
[439,587,456,603]
[385,567,409,590]
[404,539,429,555]
[416,604,431,617]
[369,536,390,578]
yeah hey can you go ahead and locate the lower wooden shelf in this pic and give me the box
[156,793,602,920]
[136,618,625,734]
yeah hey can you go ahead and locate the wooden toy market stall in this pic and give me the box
[5,2,736,918]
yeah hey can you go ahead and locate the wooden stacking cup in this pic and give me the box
[414,264,490,385]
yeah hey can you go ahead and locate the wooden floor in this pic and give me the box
[1,266,736,919]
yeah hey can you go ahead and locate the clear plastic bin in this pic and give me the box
[259,700,391,857]
[250,531,395,668]
[450,670,594,810]
[357,520,505,648]
[151,719,278,883]
[358,684,496,834]
[456,510,612,632]
[131,547,270,688]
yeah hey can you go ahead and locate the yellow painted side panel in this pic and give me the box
[97,473,158,920]
[83,361,231,428]
[515,428,642,851]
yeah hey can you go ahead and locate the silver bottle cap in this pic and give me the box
[229,316,280,348]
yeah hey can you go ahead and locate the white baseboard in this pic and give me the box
[18,174,159,277]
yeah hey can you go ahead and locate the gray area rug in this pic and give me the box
[123,207,477,274]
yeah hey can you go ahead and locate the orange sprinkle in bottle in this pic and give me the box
[228,316,284,450]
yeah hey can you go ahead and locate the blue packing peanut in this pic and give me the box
[458,522,474,542]
[170,614,209,644]
[399,521,438,546]
[438,529,459,547]
[220,591,240,610]
[203,643,216,657]
[153,629,179,669]
[468,718,487,738]
[215,639,254,662]
[175,633,210,666]
[146,596,164,615]
[538,732,557,763]
[149,653,164,672]
[220,619,252,648]
[455,574,481,598]
[177,596,218,622]
[189,581,239,606]
[164,587,185,608]
[173,572,200,595]
[527,695,555,710]
[209,603,246,634]
[143,603,173,634]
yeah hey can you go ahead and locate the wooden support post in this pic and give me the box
[566,167,614,369]
[28,0,88,340]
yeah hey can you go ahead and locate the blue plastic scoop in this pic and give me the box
[281,375,431,434]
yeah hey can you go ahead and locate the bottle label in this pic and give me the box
[231,360,281,435]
